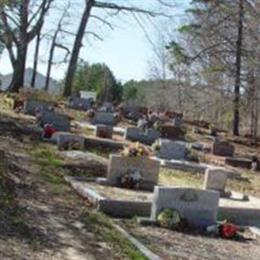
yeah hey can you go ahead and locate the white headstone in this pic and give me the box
[151,186,220,227]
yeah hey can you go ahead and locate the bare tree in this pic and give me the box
[63,0,166,97]
[0,0,53,92]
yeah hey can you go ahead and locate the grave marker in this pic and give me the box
[107,154,160,191]
[156,139,188,160]
[68,97,92,111]
[160,125,185,140]
[125,127,160,145]
[151,187,219,227]
[212,141,234,157]
[203,168,228,196]
[92,112,116,126]
[24,99,53,116]
[95,124,113,139]
[39,112,70,132]
[55,132,85,150]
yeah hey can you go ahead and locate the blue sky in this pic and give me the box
[0,0,189,82]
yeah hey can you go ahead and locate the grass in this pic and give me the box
[159,167,260,197]
[29,143,147,259]
[159,169,203,188]
[83,211,148,260]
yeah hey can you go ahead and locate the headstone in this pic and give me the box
[212,141,234,157]
[24,99,53,116]
[107,154,160,190]
[225,157,252,169]
[203,168,228,196]
[54,132,85,150]
[38,112,70,132]
[80,91,97,101]
[125,127,160,145]
[156,139,188,160]
[99,102,114,113]
[68,97,92,111]
[92,112,116,126]
[151,186,220,227]
[122,105,148,121]
[95,124,113,139]
[172,117,183,127]
[160,125,185,140]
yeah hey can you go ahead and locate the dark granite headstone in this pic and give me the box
[39,112,70,132]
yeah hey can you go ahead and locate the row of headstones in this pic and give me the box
[106,154,228,227]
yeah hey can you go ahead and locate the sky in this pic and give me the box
[0,0,189,82]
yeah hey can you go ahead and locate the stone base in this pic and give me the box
[225,157,252,169]
[65,177,260,227]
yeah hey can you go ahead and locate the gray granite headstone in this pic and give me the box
[151,186,220,227]
[203,168,228,196]
[92,112,116,126]
[125,127,160,145]
[39,112,70,132]
[24,99,53,116]
[107,154,160,191]
[68,97,92,111]
[156,139,188,160]
[54,132,85,150]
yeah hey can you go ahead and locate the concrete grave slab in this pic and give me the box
[203,168,228,196]
[24,99,53,116]
[156,139,188,160]
[65,177,152,218]
[65,177,260,227]
[95,124,113,139]
[92,112,116,126]
[125,127,160,145]
[107,154,160,191]
[39,111,70,132]
[151,186,220,227]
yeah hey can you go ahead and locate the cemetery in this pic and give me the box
[0,89,260,259]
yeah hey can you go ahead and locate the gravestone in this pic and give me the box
[172,117,183,127]
[203,168,228,196]
[68,97,92,111]
[156,139,188,160]
[99,102,114,113]
[212,141,234,157]
[160,125,185,140]
[107,154,160,190]
[95,124,113,139]
[55,132,85,150]
[125,127,160,145]
[38,112,70,132]
[151,186,220,227]
[24,99,53,116]
[225,157,252,169]
[92,112,116,126]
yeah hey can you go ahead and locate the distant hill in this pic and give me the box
[0,68,59,92]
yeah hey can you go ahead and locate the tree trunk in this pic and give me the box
[31,31,41,88]
[233,0,244,136]
[45,38,57,91]
[8,45,28,92]
[63,0,94,97]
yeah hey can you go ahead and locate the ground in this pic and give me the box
[0,114,146,260]
[1,96,260,260]
[119,220,260,260]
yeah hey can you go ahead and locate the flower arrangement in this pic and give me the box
[121,142,151,157]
